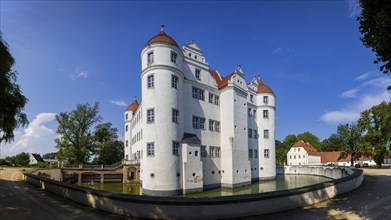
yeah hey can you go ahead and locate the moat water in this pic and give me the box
[77,174,331,197]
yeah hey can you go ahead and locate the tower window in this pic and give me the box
[210,146,220,158]
[209,93,214,104]
[192,87,205,101]
[147,143,155,156]
[126,140,128,147]
[264,149,270,158]
[172,109,179,123]
[254,129,258,139]
[215,121,220,132]
[147,74,154,88]
[264,129,269,139]
[147,109,154,123]
[248,129,253,138]
[171,75,178,89]
[172,141,180,156]
[254,149,258,158]
[171,51,178,64]
[192,116,205,129]
[263,96,269,104]
[250,94,254,103]
[263,110,269,119]
[253,109,257,118]
[147,51,154,64]
[209,120,214,131]
[125,125,128,132]
[249,149,253,158]
[195,68,201,80]
[214,95,219,105]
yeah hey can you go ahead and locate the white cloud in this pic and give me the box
[110,100,127,107]
[321,91,390,124]
[70,68,88,80]
[0,113,58,157]
[346,0,362,18]
[354,71,372,81]
[340,76,389,99]
[272,47,292,55]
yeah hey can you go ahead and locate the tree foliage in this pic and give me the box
[358,101,391,167]
[337,123,363,166]
[320,134,344,152]
[297,131,321,150]
[92,123,124,165]
[42,152,57,159]
[0,34,28,144]
[5,152,30,166]
[358,0,391,82]
[55,102,102,164]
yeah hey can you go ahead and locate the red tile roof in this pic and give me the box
[319,151,373,163]
[208,69,236,89]
[293,140,320,155]
[257,79,274,94]
[126,99,139,113]
[146,30,179,48]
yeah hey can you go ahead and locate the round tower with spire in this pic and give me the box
[139,25,185,195]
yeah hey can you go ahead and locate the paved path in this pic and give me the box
[0,167,390,220]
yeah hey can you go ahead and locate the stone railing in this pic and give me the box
[24,166,363,219]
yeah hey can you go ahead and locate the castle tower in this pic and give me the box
[139,26,185,195]
[124,99,139,161]
[256,78,276,180]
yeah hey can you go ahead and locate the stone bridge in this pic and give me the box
[61,160,140,183]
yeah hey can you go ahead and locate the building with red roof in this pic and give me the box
[124,26,276,195]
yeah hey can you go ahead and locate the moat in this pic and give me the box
[77,174,331,197]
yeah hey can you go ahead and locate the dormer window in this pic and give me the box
[147,52,154,64]
[195,68,201,80]
[171,51,177,64]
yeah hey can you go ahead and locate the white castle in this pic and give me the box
[124,26,276,195]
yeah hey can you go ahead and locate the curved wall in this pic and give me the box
[24,166,363,219]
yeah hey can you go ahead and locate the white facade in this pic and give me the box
[287,147,321,166]
[124,28,276,195]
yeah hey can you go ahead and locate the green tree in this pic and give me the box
[42,152,57,159]
[337,123,363,167]
[0,34,28,143]
[358,101,391,167]
[275,140,289,165]
[92,123,124,165]
[297,131,321,150]
[320,134,344,152]
[358,0,391,77]
[13,152,30,166]
[283,134,298,149]
[55,102,101,164]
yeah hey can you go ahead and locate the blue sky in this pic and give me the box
[1,0,390,157]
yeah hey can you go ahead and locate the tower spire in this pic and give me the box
[161,24,164,32]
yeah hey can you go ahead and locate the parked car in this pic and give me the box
[362,163,369,167]
[355,163,361,168]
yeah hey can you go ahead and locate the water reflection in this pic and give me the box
[77,174,331,197]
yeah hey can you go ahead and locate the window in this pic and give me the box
[249,149,253,158]
[171,75,178,89]
[210,146,221,158]
[254,149,258,158]
[263,96,269,104]
[298,148,300,152]
[248,108,252,116]
[172,109,179,123]
[125,154,129,160]
[201,145,207,157]
[209,120,214,131]
[250,94,254,103]
[263,110,269,119]
[147,75,154,88]
[303,155,305,158]
[214,95,219,105]
[248,129,253,138]
[147,143,155,156]
[172,141,180,156]
[253,109,257,118]
[147,109,154,123]
[192,116,205,129]
[215,121,220,132]
[299,155,301,159]
[126,113,128,120]
[171,51,178,63]
[192,87,205,101]
[147,52,154,64]
[126,140,128,147]
[195,68,201,80]
[264,149,269,158]
[125,125,128,132]
[264,129,269,139]
[209,93,214,104]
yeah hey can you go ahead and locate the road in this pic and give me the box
[0,167,390,220]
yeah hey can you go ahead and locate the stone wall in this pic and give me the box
[24,166,363,219]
